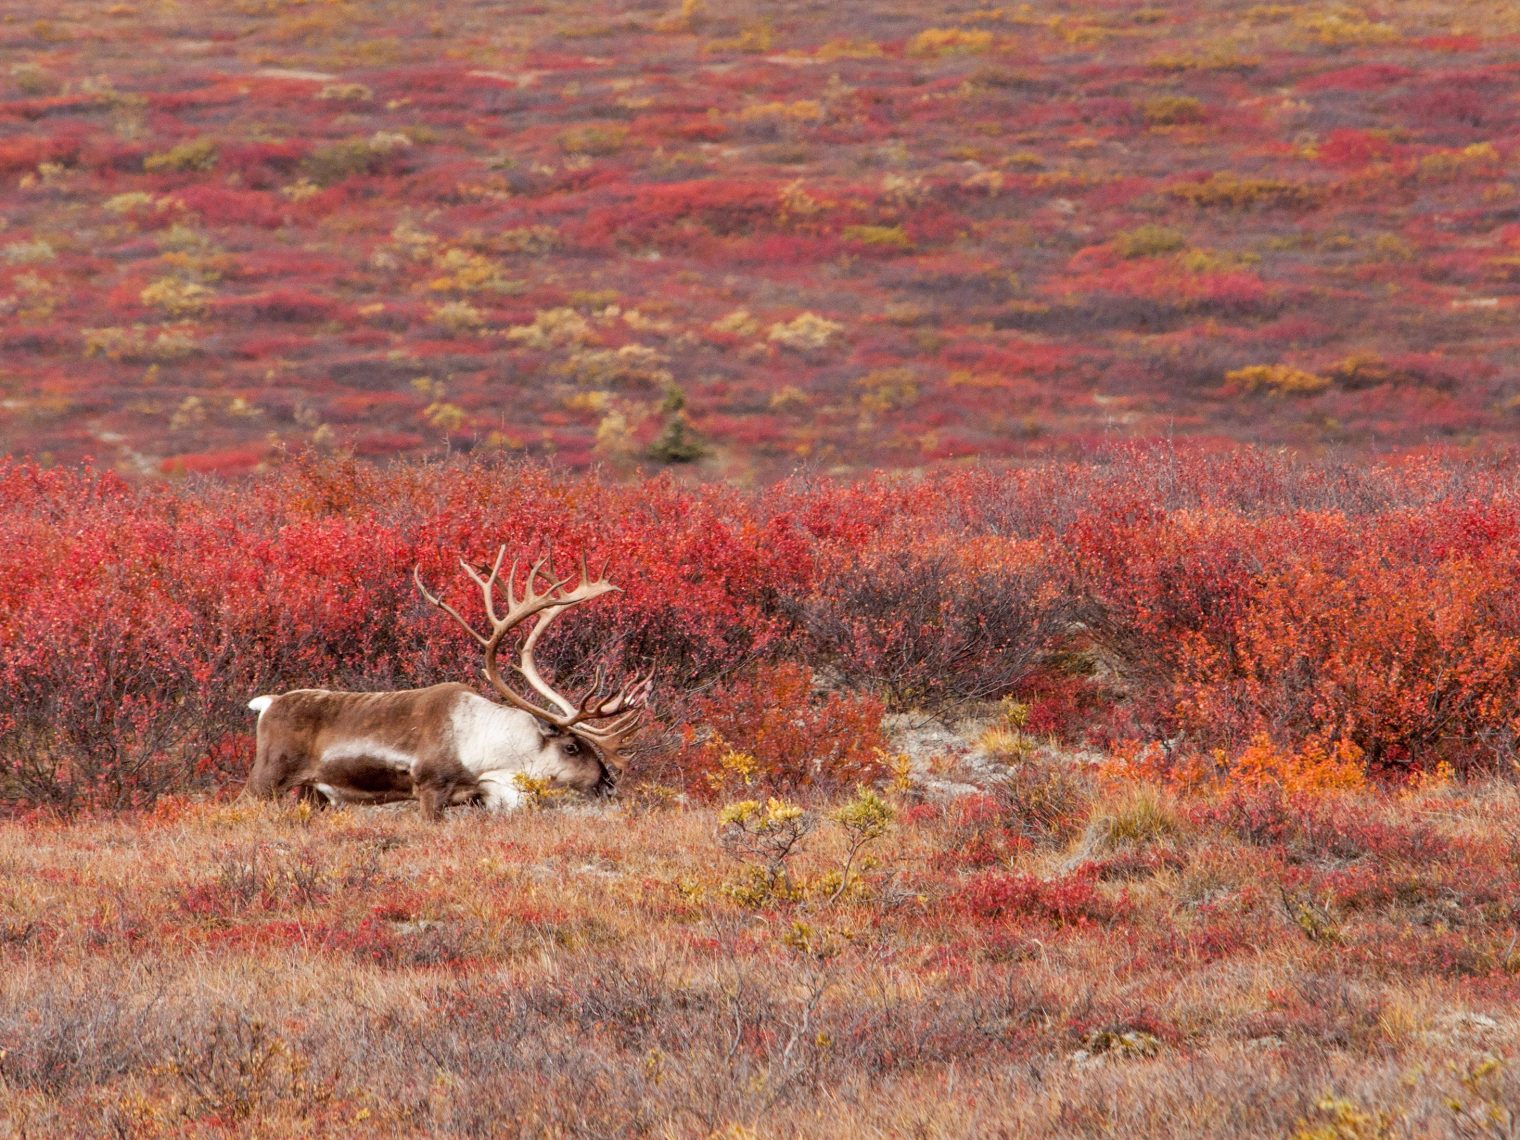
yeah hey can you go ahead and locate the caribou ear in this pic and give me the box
[534,718,558,738]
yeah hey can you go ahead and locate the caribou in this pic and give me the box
[242,549,649,819]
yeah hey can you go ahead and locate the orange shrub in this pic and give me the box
[1229,734,1366,793]
[1171,550,1520,771]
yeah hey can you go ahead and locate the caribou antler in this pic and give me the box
[414,547,649,770]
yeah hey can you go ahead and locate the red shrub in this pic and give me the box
[670,662,888,797]
[797,532,1073,708]
[957,867,1126,929]
[1172,549,1520,768]
[929,793,1033,870]
[171,184,289,229]
[8,449,1520,810]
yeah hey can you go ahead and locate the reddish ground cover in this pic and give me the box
[2,761,1518,1136]
[0,1,1514,476]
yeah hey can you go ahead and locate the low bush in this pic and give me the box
[671,662,888,797]
[7,448,1520,810]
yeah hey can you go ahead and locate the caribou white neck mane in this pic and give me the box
[243,550,649,820]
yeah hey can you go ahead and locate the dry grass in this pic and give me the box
[2,774,1519,1137]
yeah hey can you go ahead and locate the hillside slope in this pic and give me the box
[0,1,1515,476]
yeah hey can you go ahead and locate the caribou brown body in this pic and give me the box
[243,550,648,820]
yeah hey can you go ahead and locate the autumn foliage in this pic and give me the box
[0,1,1519,477]
[8,2,1520,1134]
[6,446,1520,809]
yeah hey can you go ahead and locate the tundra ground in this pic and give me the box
[3,751,1518,1138]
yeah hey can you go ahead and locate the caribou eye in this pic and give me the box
[563,741,580,755]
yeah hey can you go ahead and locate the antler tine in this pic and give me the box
[598,671,653,718]
[559,663,652,723]
[573,662,608,710]
[631,669,654,706]
[418,543,652,767]
[572,702,647,765]
[604,670,654,716]
[413,563,440,606]
[510,553,538,605]
[513,552,572,607]
[413,564,492,648]
[581,551,614,590]
[508,602,581,719]
[504,553,521,616]
[606,704,646,736]
[457,546,509,625]
[527,551,550,595]
[486,545,508,620]
[536,543,572,597]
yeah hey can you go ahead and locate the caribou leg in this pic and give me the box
[415,779,456,822]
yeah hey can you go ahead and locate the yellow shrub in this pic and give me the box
[857,367,919,413]
[557,124,627,156]
[1170,172,1318,209]
[104,191,166,215]
[1327,353,1402,389]
[708,20,773,53]
[711,309,760,337]
[426,248,516,294]
[7,270,56,319]
[1418,142,1500,182]
[1113,224,1186,258]
[510,771,571,809]
[422,401,466,431]
[140,278,213,317]
[1227,364,1330,396]
[768,312,844,352]
[778,179,827,222]
[82,324,201,362]
[318,82,371,102]
[737,100,823,124]
[143,137,217,173]
[909,27,994,56]
[496,225,561,254]
[429,300,485,333]
[842,224,913,250]
[1294,10,1398,46]
[559,345,673,390]
[1148,47,1259,72]
[817,38,883,59]
[1293,1094,1394,1140]
[1144,95,1204,126]
[507,307,594,350]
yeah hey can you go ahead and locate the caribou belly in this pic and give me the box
[316,743,417,804]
